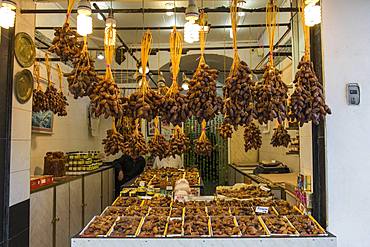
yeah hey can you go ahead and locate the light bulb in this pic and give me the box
[105,16,117,46]
[184,21,200,44]
[139,66,149,75]
[237,0,247,8]
[238,11,245,17]
[77,14,92,36]
[97,52,104,60]
[304,4,321,27]
[182,82,189,91]
[0,1,16,29]
[165,2,174,16]
[229,29,233,39]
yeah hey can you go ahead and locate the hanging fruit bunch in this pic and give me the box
[169,126,191,158]
[244,123,262,152]
[123,31,162,121]
[32,62,49,112]
[148,117,171,160]
[160,27,190,126]
[55,64,69,116]
[219,122,234,139]
[89,22,122,119]
[195,120,213,156]
[64,38,99,99]
[116,116,135,141]
[223,0,256,129]
[102,118,125,156]
[270,124,291,147]
[122,119,148,157]
[187,11,222,123]
[44,54,61,114]
[255,1,288,125]
[289,1,331,126]
[48,0,82,63]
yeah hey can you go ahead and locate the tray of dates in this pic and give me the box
[286,215,327,236]
[138,216,168,237]
[273,200,302,215]
[210,216,241,237]
[148,207,171,217]
[101,206,126,217]
[217,199,242,207]
[207,206,231,216]
[183,215,211,237]
[170,207,184,218]
[108,216,143,237]
[165,218,183,237]
[184,207,208,217]
[260,215,299,236]
[143,195,172,207]
[230,207,255,216]
[124,205,149,217]
[80,216,116,237]
[112,197,142,207]
[236,216,268,237]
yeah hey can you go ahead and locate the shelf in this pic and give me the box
[286,151,300,155]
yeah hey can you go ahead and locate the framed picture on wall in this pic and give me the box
[147,119,161,137]
[32,110,54,134]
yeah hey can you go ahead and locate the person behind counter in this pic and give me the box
[113,154,146,197]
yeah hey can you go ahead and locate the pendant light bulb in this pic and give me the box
[0,0,16,29]
[304,3,321,26]
[77,0,92,36]
[185,0,199,22]
[182,73,190,91]
[237,0,247,8]
[165,2,174,16]
[184,21,200,44]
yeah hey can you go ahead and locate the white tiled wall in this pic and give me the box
[9,0,35,206]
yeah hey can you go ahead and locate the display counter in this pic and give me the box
[71,235,336,247]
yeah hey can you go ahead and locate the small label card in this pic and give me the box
[255,206,269,214]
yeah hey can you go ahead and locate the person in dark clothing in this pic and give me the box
[113,155,146,197]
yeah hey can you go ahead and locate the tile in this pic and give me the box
[9,199,30,238]
[10,140,31,173]
[9,170,30,206]
[11,108,32,140]
[8,228,29,247]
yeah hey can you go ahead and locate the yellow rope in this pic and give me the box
[57,64,63,92]
[198,119,208,141]
[266,0,277,67]
[65,0,76,23]
[198,10,206,66]
[154,116,160,136]
[45,53,52,86]
[112,117,117,134]
[300,0,311,61]
[104,27,115,81]
[139,30,153,94]
[230,0,240,75]
[167,27,183,96]
[34,61,41,90]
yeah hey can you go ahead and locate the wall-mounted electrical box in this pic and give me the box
[347,83,360,105]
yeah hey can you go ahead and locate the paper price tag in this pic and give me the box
[166,186,173,191]
[259,185,271,192]
[255,206,269,214]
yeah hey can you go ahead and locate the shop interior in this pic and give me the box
[0,0,336,246]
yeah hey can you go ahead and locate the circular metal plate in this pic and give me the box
[15,32,36,68]
[14,69,34,104]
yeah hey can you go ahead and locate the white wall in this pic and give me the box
[321,1,370,246]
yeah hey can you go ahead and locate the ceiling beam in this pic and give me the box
[35,23,290,31]
[21,7,298,14]
[36,44,292,52]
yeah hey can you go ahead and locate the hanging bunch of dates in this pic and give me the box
[255,65,288,125]
[102,128,125,156]
[32,64,48,112]
[169,126,191,157]
[49,22,82,63]
[244,123,262,152]
[290,57,331,126]
[219,122,234,139]
[89,77,123,119]
[45,84,60,114]
[148,134,171,160]
[124,89,162,121]
[223,61,256,128]
[270,125,291,147]
[160,85,190,126]
[56,91,68,116]
[123,125,148,157]
[64,48,98,99]
[187,62,222,122]
[195,137,212,156]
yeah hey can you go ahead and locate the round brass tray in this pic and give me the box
[15,32,36,68]
[14,69,34,104]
